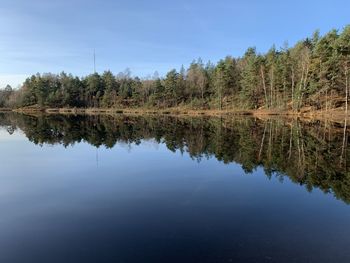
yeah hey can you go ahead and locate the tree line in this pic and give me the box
[1,26,350,111]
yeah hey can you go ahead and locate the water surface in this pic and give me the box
[0,113,349,263]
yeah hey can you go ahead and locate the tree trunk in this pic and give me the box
[270,67,274,108]
[283,79,286,108]
[291,67,295,111]
[324,89,327,112]
[345,65,348,116]
[260,66,268,108]
[298,61,309,111]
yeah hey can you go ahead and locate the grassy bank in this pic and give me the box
[8,106,350,123]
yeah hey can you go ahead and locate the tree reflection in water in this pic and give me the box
[1,113,349,204]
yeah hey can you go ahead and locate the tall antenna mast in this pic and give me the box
[93,49,96,73]
[93,48,98,166]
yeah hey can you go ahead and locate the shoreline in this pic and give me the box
[7,107,350,123]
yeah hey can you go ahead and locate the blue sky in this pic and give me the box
[1,0,349,87]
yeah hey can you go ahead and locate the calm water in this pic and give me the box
[0,113,349,263]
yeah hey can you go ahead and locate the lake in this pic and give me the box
[0,113,349,263]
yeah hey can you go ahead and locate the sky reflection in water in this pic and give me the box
[0,113,349,263]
